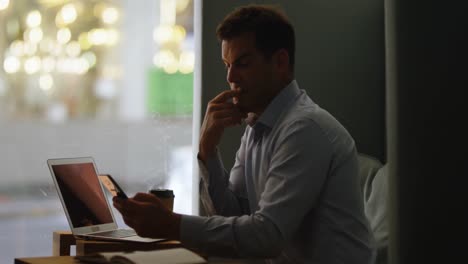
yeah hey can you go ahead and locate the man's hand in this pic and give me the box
[199,89,247,162]
[113,193,181,240]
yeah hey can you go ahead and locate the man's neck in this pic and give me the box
[251,77,294,116]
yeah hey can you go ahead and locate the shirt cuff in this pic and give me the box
[180,214,207,249]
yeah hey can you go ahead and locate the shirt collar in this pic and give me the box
[254,79,301,130]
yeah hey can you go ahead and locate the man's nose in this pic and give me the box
[226,67,238,85]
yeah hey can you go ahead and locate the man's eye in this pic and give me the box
[235,62,249,68]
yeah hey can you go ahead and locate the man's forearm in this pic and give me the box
[197,148,214,166]
[168,213,182,240]
[198,151,244,216]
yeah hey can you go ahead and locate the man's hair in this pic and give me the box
[216,4,295,70]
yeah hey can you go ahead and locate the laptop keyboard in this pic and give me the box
[92,229,137,238]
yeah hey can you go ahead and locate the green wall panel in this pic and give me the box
[147,68,193,115]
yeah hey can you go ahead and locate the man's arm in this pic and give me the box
[198,134,250,216]
[198,89,248,216]
[182,120,333,257]
[198,89,244,163]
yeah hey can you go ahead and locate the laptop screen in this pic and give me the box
[51,162,113,228]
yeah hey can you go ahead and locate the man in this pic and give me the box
[114,4,374,263]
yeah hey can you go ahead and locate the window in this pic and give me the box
[0,0,195,262]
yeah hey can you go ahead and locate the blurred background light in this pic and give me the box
[46,102,67,122]
[3,56,21,74]
[152,0,192,75]
[0,0,9,10]
[60,3,77,24]
[95,78,117,99]
[56,57,88,74]
[153,49,175,68]
[23,42,38,56]
[65,41,81,57]
[26,10,42,28]
[153,25,172,44]
[41,56,56,72]
[10,40,25,56]
[88,28,107,46]
[39,38,55,53]
[24,56,41,74]
[176,0,190,12]
[163,62,178,74]
[178,51,194,74]
[50,42,63,56]
[172,25,186,43]
[39,74,53,91]
[106,29,119,46]
[93,2,106,18]
[160,0,176,25]
[153,24,187,44]
[81,51,96,68]
[101,7,119,24]
[25,27,44,43]
[75,58,90,74]
[102,65,122,79]
[57,28,71,44]
[56,57,68,73]
[78,32,92,50]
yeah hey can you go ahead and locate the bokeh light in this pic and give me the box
[57,28,72,44]
[3,56,21,74]
[39,74,53,91]
[101,7,119,24]
[24,56,41,74]
[26,10,42,27]
[0,0,10,10]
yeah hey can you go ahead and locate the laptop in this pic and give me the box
[47,156,165,243]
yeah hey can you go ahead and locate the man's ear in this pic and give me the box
[274,49,290,73]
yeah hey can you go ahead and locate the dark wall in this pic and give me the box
[200,0,386,168]
[386,0,466,263]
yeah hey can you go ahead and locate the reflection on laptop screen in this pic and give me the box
[52,163,113,228]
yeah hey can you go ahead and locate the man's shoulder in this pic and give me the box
[278,97,355,145]
[282,96,339,130]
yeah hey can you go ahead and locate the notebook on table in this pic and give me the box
[47,156,165,243]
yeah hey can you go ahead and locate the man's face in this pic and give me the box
[221,33,278,114]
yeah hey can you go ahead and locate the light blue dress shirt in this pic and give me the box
[181,80,374,263]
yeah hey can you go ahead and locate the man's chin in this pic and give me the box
[235,102,247,112]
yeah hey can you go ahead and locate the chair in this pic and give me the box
[357,153,388,264]
[357,153,383,198]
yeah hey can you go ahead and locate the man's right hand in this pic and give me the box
[199,89,246,163]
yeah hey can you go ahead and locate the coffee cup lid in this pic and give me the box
[149,189,174,198]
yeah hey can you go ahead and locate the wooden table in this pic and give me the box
[52,230,182,256]
[15,231,251,263]
[15,256,72,264]
[15,256,249,264]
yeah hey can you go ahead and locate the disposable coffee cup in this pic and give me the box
[149,189,174,211]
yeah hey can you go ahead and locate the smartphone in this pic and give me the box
[98,174,128,199]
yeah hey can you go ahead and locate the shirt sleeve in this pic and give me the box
[198,134,250,216]
[257,120,333,241]
[181,120,333,258]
